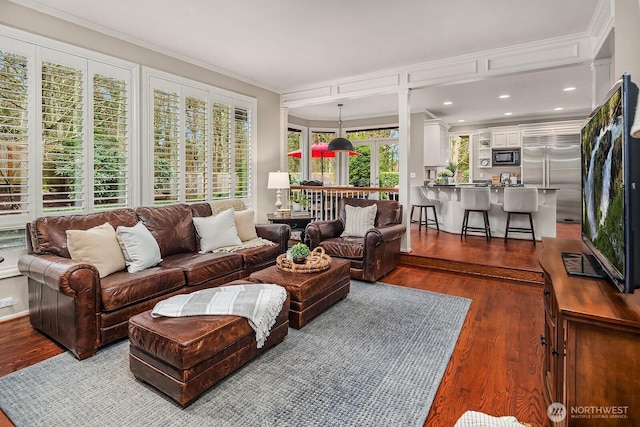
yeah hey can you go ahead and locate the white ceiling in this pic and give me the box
[15,0,603,124]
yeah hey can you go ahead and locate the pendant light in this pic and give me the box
[328,103,354,152]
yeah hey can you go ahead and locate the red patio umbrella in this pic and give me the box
[287,143,359,182]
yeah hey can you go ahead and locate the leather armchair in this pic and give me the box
[306,198,405,282]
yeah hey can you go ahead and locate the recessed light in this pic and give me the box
[504,112,513,116]
[554,107,564,111]
[443,101,453,105]
[457,119,465,123]
[563,87,576,91]
[499,94,510,99]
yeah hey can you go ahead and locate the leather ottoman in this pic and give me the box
[248,257,350,329]
[128,281,290,407]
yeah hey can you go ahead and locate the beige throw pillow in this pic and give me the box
[234,209,258,241]
[193,208,242,252]
[66,222,126,278]
[341,204,377,238]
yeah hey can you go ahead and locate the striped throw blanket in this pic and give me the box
[151,284,287,348]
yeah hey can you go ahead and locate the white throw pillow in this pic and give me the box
[67,222,126,278]
[234,209,258,242]
[341,204,377,238]
[116,222,162,273]
[193,208,242,252]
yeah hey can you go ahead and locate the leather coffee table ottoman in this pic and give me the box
[128,281,290,408]
[248,257,350,329]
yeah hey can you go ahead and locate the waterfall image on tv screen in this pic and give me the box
[581,87,625,277]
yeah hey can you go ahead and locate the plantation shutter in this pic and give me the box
[147,70,254,205]
[153,88,180,204]
[93,73,129,209]
[211,102,231,198]
[0,50,29,218]
[184,95,207,202]
[233,106,251,199]
[41,60,84,213]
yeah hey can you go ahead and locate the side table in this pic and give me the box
[266,213,314,245]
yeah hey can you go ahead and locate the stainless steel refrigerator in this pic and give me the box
[522,134,581,222]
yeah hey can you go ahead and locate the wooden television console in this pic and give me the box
[539,238,640,426]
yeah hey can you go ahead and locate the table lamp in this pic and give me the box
[267,171,290,214]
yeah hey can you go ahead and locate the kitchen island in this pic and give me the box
[421,184,558,240]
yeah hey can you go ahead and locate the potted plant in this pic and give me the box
[445,162,458,183]
[290,191,309,212]
[436,169,453,184]
[289,242,310,264]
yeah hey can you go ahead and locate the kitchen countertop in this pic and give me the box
[427,184,558,190]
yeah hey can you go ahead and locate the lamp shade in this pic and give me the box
[267,171,290,189]
[328,137,354,152]
[328,103,354,152]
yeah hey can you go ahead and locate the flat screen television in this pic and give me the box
[564,73,640,293]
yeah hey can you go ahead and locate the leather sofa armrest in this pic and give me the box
[19,253,101,360]
[371,223,406,244]
[305,219,343,249]
[255,224,290,254]
[18,254,100,297]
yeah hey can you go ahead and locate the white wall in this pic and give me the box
[0,0,282,321]
[614,0,640,83]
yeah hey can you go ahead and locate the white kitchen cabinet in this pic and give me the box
[491,129,520,148]
[423,119,450,167]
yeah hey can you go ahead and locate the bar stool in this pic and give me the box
[503,187,538,244]
[410,185,440,232]
[460,186,491,241]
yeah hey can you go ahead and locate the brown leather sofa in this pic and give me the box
[305,198,405,282]
[18,200,289,360]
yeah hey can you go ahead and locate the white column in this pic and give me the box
[398,88,411,252]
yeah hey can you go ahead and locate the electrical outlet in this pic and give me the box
[0,297,13,309]
[410,172,416,178]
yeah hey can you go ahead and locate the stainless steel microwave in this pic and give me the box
[492,148,520,166]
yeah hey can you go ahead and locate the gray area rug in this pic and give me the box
[0,280,471,427]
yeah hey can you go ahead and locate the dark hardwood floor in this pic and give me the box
[0,223,580,427]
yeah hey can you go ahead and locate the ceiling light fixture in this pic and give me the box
[443,101,453,105]
[554,107,564,111]
[328,104,354,152]
[504,112,513,116]
[563,87,576,91]
[499,94,510,99]
[458,119,465,123]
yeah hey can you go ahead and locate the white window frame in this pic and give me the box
[142,67,257,208]
[0,25,138,277]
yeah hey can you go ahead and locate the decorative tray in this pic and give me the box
[276,247,332,273]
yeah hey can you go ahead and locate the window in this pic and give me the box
[450,134,470,183]
[0,50,29,221]
[152,87,180,203]
[41,61,84,213]
[287,128,302,183]
[310,130,336,184]
[93,74,129,209]
[0,50,29,254]
[0,31,136,264]
[147,70,255,205]
[346,127,399,189]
